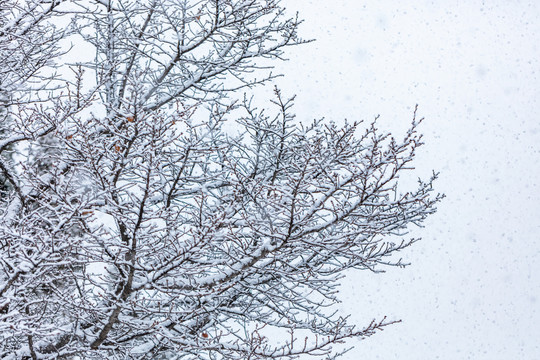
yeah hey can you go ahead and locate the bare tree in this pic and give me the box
[0,1,442,359]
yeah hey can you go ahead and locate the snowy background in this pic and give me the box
[268,1,539,359]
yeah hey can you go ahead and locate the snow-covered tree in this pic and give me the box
[0,1,442,359]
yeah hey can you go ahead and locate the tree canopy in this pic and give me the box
[0,1,442,358]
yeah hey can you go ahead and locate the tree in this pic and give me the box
[0,1,442,359]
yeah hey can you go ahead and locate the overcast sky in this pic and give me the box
[268,1,540,359]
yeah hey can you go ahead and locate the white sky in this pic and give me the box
[269,1,540,359]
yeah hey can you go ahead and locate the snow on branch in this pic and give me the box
[0,1,442,359]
